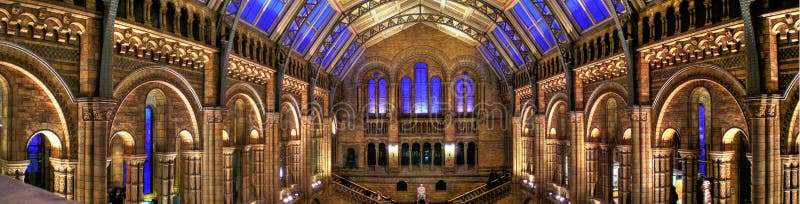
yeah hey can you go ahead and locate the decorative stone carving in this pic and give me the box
[81,106,115,121]
[0,2,86,44]
[113,26,212,70]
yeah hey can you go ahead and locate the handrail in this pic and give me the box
[331,181,385,204]
[448,174,511,203]
[331,174,397,203]
[460,182,511,203]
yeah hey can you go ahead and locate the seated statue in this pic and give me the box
[416,184,426,201]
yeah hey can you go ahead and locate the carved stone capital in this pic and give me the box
[652,148,674,158]
[678,149,700,159]
[616,145,632,152]
[124,155,148,165]
[707,151,735,162]
[182,150,203,159]
[744,96,780,118]
[203,108,226,124]
[78,100,117,121]
[156,152,177,163]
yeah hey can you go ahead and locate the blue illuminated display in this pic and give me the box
[698,104,706,176]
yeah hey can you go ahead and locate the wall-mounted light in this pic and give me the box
[445,143,455,157]
[523,127,529,134]
[388,144,398,157]
[290,129,297,136]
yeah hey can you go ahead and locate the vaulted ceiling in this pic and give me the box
[216,0,624,81]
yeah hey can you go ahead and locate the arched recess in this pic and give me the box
[651,64,750,204]
[107,131,135,191]
[0,43,74,160]
[279,96,301,189]
[24,130,64,191]
[308,106,325,175]
[783,74,800,154]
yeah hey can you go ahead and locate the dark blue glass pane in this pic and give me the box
[565,0,594,29]
[242,0,267,22]
[430,77,441,113]
[521,0,541,20]
[255,0,285,30]
[367,79,376,114]
[228,3,237,13]
[296,29,316,53]
[513,5,534,27]
[144,106,153,195]
[322,27,351,67]
[401,77,412,113]
[698,104,706,175]
[414,63,428,114]
[123,161,127,184]
[493,29,523,65]
[466,78,474,112]
[313,6,334,28]
[530,28,551,51]
[538,21,557,46]
[379,79,387,114]
[584,0,610,21]
[455,78,464,113]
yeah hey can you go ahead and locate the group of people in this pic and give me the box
[106,187,125,204]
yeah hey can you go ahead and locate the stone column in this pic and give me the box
[586,143,600,198]
[181,151,202,204]
[617,145,632,204]
[513,117,524,178]
[708,151,734,203]
[547,139,558,185]
[533,114,548,203]
[251,144,266,201]
[782,155,799,204]
[156,153,176,204]
[598,144,612,202]
[3,160,28,181]
[223,147,235,204]
[124,155,147,204]
[629,106,654,203]
[745,96,781,203]
[265,112,280,202]
[202,108,226,203]
[567,111,586,203]
[653,148,674,204]
[241,145,252,203]
[76,100,116,204]
[50,158,77,200]
[679,150,699,204]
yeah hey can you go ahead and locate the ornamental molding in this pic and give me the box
[229,55,273,84]
[539,74,566,94]
[765,10,800,42]
[575,54,627,84]
[639,21,745,69]
[113,23,213,70]
[81,106,115,121]
[0,3,86,44]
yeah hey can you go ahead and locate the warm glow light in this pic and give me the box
[445,143,455,157]
[290,128,297,136]
[388,144,398,156]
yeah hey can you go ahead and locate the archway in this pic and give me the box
[107,131,135,204]
[24,131,63,191]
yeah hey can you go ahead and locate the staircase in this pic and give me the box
[447,174,512,204]
[331,174,397,204]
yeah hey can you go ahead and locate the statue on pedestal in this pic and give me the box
[416,184,426,202]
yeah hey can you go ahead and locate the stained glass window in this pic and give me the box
[144,106,154,195]
[430,77,441,113]
[698,103,706,175]
[401,77,412,113]
[455,78,464,113]
[367,79,376,114]
[414,63,428,114]
[378,79,387,114]
[465,78,474,113]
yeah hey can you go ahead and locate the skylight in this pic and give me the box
[491,28,524,65]
[229,0,288,33]
[560,0,612,30]
[510,0,558,52]
[321,24,353,67]
[292,2,336,54]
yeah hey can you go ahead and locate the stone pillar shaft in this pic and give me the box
[156,153,176,204]
[679,150,699,204]
[746,96,781,204]
[618,145,632,204]
[124,155,147,204]
[630,106,653,203]
[201,109,226,203]
[586,143,600,198]
[782,155,800,204]
[653,148,674,204]
[181,151,202,204]
[708,151,734,204]
[223,147,234,204]
[76,100,116,204]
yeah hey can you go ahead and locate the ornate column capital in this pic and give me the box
[223,147,236,155]
[203,108,227,124]
[616,145,632,152]
[124,155,148,165]
[707,151,735,162]
[182,150,203,159]
[781,154,800,166]
[3,160,29,178]
[49,158,77,171]
[678,149,699,159]
[156,152,177,162]
[627,106,653,121]
[652,148,674,158]
[77,99,117,121]
[744,95,780,118]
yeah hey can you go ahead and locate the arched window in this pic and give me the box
[455,72,475,113]
[401,77,412,113]
[423,143,432,165]
[430,77,441,113]
[367,73,387,114]
[401,143,410,166]
[414,63,428,113]
[412,143,421,166]
[367,143,376,166]
[467,142,476,167]
[456,142,465,165]
[144,105,154,195]
[397,181,407,191]
[434,143,443,166]
[378,143,387,166]
[25,134,52,190]
[436,180,447,191]
[698,103,707,176]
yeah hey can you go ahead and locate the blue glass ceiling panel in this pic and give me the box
[293,3,335,54]
[255,0,286,30]
[241,0,267,22]
[492,28,523,65]
[584,0,611,21]
[511,1,556,52]
[322,28,352,67]
[565,0,594,29]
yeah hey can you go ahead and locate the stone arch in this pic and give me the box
[27,130,64,159]
[109,131,136,155]
[0,41,76,103]
[177,130,194,151]
[653,65,748,150]
[226,92,263,145]
[113,66,202,117]
[352,57,392,83]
